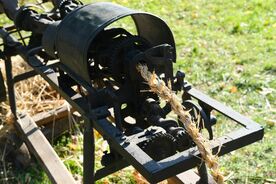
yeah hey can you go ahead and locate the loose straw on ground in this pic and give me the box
[0,56,64,123]
[137,65,224,184]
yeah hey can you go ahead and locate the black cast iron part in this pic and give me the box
[0,1,264,184]
[0,69,6,102]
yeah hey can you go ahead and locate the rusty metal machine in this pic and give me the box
[0,1,264,183]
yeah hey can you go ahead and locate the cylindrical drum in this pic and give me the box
[43,2,176,85]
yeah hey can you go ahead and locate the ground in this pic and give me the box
[0,0,275,183]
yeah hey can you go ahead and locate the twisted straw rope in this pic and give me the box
[137,65,224,184]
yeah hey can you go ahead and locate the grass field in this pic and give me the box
[0,0,275,183]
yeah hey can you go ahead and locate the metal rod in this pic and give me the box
[13,70,38,83]
[197,163,209,184]
[94,159,129,180]
[4,54,16,115]
[16,29,27,46]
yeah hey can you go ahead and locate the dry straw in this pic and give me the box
[0,56,64,124]
[137,65,224,184]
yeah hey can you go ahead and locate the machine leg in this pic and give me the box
[4,55,16,115]
[197,163,216,184]
[83,117,95,184]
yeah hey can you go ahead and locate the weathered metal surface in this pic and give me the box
[43,2,176,85]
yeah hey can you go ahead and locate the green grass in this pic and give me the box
[1,0,275,183]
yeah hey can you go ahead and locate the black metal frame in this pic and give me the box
[0,24,264,184]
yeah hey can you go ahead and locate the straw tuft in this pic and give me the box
[0,56,64,124]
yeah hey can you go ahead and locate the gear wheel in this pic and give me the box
[174,129,193,152]
[140,132,177,161]
[59,0,82,18]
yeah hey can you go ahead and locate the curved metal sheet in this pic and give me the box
[55,2,176,85]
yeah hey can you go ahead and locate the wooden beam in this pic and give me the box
[0,104,71,140]
[33,103,71,127]
[167,170,200,184]
[167,169,217,184]
[15,113,76,184]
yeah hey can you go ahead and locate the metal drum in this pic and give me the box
[43,2,176,85]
